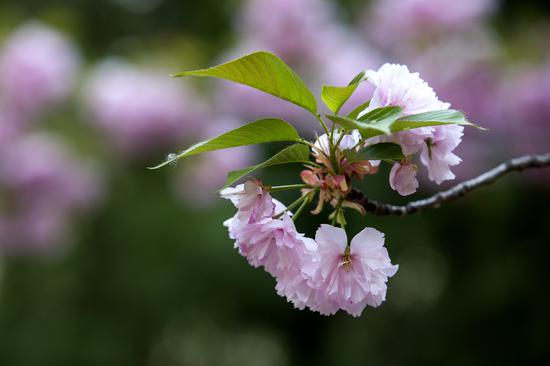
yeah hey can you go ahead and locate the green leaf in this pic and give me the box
[321,84,359,114]
[346,100,370,120]
[321,70,366,114]
[223,143,310,188]
[326,106,403,138]
[328,108,482,139]
[392,109,484,131]
[345,143,404,162]
[357,106,404,132]
[172,51,318,114]
[348,70,366,85]
[325,114,364,132]
[149,118,301,169]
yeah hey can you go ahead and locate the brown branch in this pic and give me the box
[349,153,550,216]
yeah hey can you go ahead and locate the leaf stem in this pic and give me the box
[329,120,336,149]
[303,161,322,169]
[292,192,314,222]
[274,191,313,219]
[315,114,330,136]
[328,128,346,174]
[268,184,309,192]
[331,197,346,229]
[351,138,365,151]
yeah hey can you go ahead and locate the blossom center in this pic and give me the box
[425,137,434,159]
[341,248,353,272]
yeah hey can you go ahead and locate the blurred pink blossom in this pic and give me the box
[494,64,550,183]
[0,22,80,119]
[365,0,495,46]
[216,81,313,133]
[226,0,384,133]
[214,43,316,134]
[503,64,550,156]
[84,60,204,158]
[0,133,104,254]
[316,29,381,115]
[238,0,337,64]
[410,31,501,127]
[403,31,501,180]
[0,106,26,144]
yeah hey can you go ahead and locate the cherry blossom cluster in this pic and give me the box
[0,22,104,254]
[364,64,464,196]
[221,179,398,316]
[218,62,465,315]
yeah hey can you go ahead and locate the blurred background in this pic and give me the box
[0,0,549,365]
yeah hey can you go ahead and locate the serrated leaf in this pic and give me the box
[321,70,366,114]
[223,143,310,188]
[173,51,317,114]
[149,118,301,169]
[392,109,484,130]
[326,106,403,138]
[345,143,404,162]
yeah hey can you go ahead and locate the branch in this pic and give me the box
[349,153,550,216]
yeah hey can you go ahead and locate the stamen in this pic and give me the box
[425,138,434,159]
[341,247,353,272]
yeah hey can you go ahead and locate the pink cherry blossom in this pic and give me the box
[275,245,319,309]
[236,214,317,277]
[313,130,362,156]
[309,224,398,317]
[220,180,273,217]
[361,63,450,117]
[220,180,275,239]
[420,125,463,184]
[362,63,463,185]
[221,180,317,279]
[389,162,419,196]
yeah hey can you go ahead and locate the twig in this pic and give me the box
[348,153,550,216]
